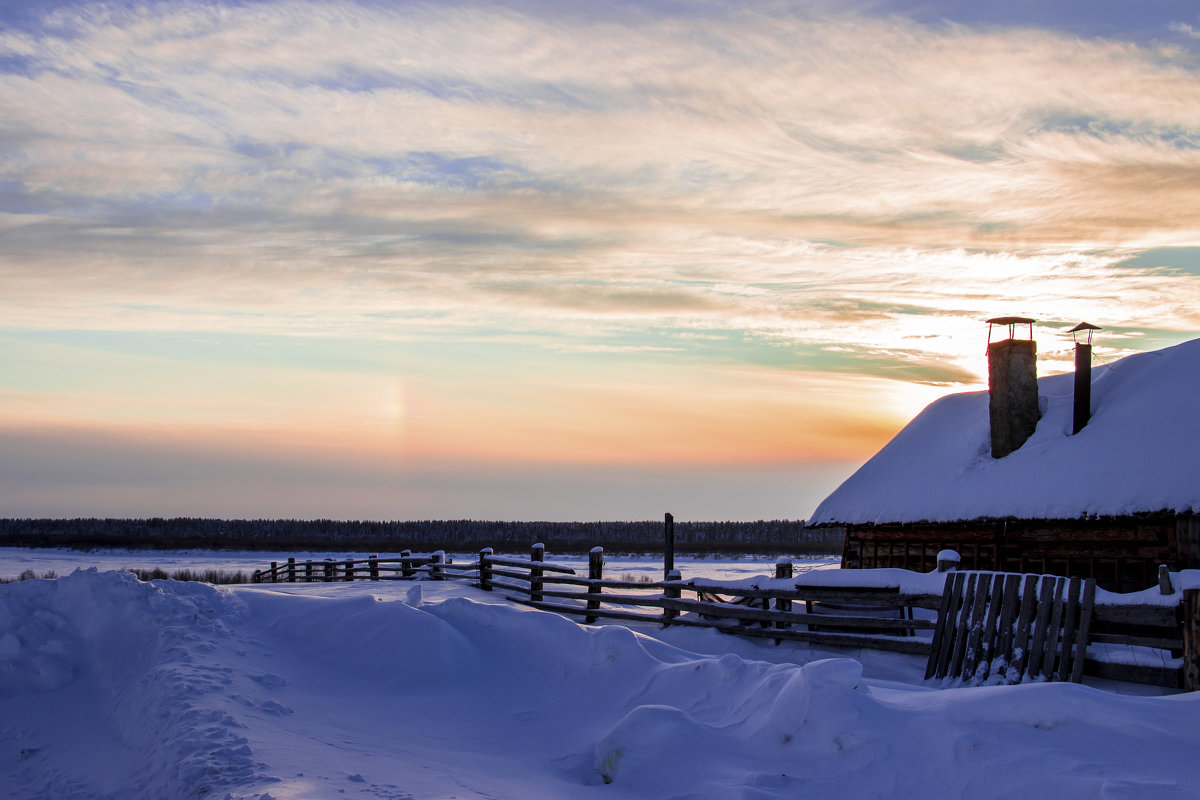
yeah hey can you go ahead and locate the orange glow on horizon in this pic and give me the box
[3,365,929,472]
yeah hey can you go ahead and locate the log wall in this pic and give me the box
[841,514,1193,593]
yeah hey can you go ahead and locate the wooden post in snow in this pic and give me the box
[774,558,793,636]
[369,555,379,581]
[530,543,545,603]
[431,550,445,581]
[937,549,961,573]
[401,549,414,579]
[586,547,604,623]
[344,559,355,582]
[304,561,314,582]
[1184,589,1200,692]
[664,512,675,581]
[1159,565,1175,595]
[663,569,681,627]
[479,548,493,591]
[287,557,297,583]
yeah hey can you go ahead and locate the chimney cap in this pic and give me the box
[1068,321,1101,346]
[986,316,1035,348]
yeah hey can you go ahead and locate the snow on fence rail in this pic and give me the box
[250,545,1195,691]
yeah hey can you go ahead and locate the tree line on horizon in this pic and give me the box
[0,517,843,555]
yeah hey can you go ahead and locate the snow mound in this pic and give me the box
[811,338,1200,524]
[0,570,269,800]
[594,657,869,790]
[3,571,1199,799]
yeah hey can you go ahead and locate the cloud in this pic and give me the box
[3,1,1200,518]
[1168,22,1200,40]
[477,279,726,315]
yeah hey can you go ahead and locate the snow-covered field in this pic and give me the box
[0,546,841,584]
[2,553,1198,799]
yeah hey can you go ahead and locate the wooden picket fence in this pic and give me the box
[927,571,1095,685]
[251,546,1193,690]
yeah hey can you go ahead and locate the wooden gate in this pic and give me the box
[926,571,1095,685]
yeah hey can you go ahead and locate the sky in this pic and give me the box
[2,0,1200,522]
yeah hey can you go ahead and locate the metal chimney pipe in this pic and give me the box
[1068,322,1100,435]
[1072,342,1092,434]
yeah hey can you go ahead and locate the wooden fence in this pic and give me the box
[927,571,1096,685]
[251,545,1194,691]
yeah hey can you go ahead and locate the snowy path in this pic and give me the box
[3,571,1199,799]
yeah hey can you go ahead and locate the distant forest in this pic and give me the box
[0,518,843,555]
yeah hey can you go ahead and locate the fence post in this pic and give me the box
[1184,588,1200,692]
[369,555,379,581]
[345,559,355,581]
[432,550,445,581]
[1159,564,1175,595]
[775,558,793,634]
[664,512,675,581]
[323,559,334,582]
[586,547,604,623]
[937,549,961,573]
[401,549,414,579]
[305,561,314,582]
[479,547,493,591]
[663,569,681,627]
[530,543,545,603]
[252,570,260,583]
[287,557,297,583]
[270,561,278,583]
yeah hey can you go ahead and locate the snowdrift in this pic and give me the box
[2,571,1199,799]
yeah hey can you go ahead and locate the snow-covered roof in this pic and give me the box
[810,337,1200,525]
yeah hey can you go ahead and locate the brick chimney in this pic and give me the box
[986,317,1039,458]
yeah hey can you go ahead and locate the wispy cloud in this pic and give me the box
[2,1,1200,515]
[1168,22,1200,40]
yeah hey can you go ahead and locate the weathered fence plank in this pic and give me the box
[1070,579,1096,684]
[1026,576,1056,678]
[1037,577,1067,680]
[993,574,1021,678]
[948,573,979,680]
[926,571,958,680]
[961,573,997,682]
[1058,576,1082,681]
[658,597,932,631]
[720,624,931,655]
[1009,574,1039,678]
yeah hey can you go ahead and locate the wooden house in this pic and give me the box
[808,326,1200,592]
